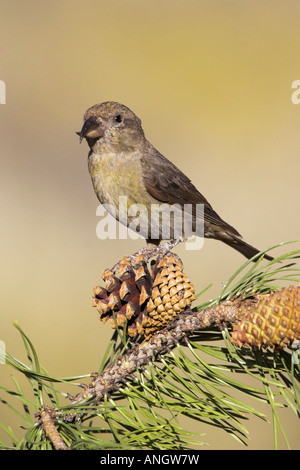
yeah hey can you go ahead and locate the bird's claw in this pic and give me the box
[111,238,184,273]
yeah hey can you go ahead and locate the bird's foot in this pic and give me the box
[111,238,184,273]
[111,243,159,272]
[152,238,184,271]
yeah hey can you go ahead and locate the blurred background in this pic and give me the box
[0,0,300,449]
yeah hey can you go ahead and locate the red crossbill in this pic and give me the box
[78,101,273,262]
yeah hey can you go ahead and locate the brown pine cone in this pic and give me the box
[142,254,195,339]
[92,253,195,338]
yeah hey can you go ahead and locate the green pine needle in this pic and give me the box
[1,241,299,450]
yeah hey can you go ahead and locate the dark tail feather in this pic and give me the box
[221,237,274,261]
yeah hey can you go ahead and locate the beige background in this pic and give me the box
[0,0,300,449]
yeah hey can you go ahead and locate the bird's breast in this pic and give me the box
[88,150,192,240]
[88,150,154,211]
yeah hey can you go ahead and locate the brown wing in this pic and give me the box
[141,145,241,237]
[140,144,274,261]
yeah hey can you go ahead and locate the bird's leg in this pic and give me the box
[111,238,184,272]
[111,241,159,272]
[152,238,184,271]
[156,238,183,260]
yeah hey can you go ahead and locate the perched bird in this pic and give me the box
[77,101,273,262]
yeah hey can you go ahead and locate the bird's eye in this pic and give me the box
[114,114,123,123]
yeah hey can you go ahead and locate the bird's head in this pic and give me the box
[77,101,145,152]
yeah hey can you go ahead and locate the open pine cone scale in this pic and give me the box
[92,253,196,339]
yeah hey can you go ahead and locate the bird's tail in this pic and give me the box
[221,236,274,261]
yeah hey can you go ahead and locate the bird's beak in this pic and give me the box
[76,116,104,143]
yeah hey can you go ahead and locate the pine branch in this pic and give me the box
[45,282,299,448]
[1,241,300,450]
[67,298,252,407]
[38,406,68,450]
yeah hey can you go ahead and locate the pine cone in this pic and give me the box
[92,253,195,338]
[231,284,300,349]
[142,254,195,339]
